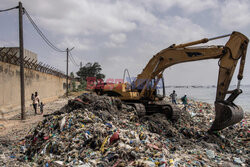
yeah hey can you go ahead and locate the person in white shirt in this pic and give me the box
[33,92,40,115]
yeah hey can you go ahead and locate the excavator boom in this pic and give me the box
[98,31,249,131]
[135,32,248,131]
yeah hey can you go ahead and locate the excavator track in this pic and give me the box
[165,104,181,121]
[128,102,181,121]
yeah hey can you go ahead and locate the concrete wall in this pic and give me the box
[0,61,77,113]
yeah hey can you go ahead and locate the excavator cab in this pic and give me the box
[132,76,166,101]
[144,78,165,100]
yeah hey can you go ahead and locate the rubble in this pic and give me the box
[1,93,249,166]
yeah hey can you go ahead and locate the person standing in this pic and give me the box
[170,90,177,104]
[33,92,40,115]
[31,93,34,102]
[32,93,36,115]
[40,102,44,115]
[181,94,188,111]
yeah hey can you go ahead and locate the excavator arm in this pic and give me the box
[134,32,248,99]
[132,31,248,131]
[135,46,225,97]
[98,31,248,131]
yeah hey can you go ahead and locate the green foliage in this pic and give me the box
[72,81,76,91]
[69,72,77,92]
[76,62,105,81]
[70,72,75,78]
[78,80,87,90]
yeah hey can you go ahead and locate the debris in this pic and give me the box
[110,132,119,144]
[233,157,243,165]
[0,93,249,166]
[206,149,215,159]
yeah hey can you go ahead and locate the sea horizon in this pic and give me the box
[162,85,250,113]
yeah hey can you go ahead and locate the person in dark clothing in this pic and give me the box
[181,94,188,111]
[31,93,36,115]
[31,93,34,101]
[170,90,177,104]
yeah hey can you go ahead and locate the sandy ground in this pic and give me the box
[0,97,70,142]
[0,91,88,142]
[0,91,90,166]
[0,97,70,166]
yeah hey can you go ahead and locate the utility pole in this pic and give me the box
[66,48,69,97]
[66,47,74,97]
[19,1,25,120]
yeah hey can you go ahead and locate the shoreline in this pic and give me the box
[164,86,250,113]
[187,97,250,115]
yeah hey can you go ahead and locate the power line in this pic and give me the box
[0,6,18,12]
[68,53,76,65]
[69,55,76,66]
[23,8,66,53]
[72,55,80,67]
[69,53,78,66]
[69,51,80,67]
[24,8,65,52]
[69,54,79,67]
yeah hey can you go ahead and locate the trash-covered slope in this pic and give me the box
[14,93,250,166]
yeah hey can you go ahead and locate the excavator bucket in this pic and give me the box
[210,102,244,131]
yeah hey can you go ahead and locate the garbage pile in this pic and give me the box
[15,93,249,166]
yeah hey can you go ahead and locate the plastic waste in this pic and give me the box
[110,132,119,144]
[233,157,243,164]
[5,93,248,166]
[206,149,215,159]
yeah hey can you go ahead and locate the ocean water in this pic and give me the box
[163,85,250,113]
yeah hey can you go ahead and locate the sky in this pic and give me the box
[0,0,250,86]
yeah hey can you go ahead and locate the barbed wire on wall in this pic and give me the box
[0,47,70,79]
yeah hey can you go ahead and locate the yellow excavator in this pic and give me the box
[95,31,249,131]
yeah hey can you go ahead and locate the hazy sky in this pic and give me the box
[1,0,250,86]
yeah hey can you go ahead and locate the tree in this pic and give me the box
[70,72,76,91]
[70,72,75,78]
[77,62,105,81]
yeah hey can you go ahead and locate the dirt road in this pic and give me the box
[0,91,90,166]
[0,96,72,166]
[0,90,88,141]
[0,97,69,141]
